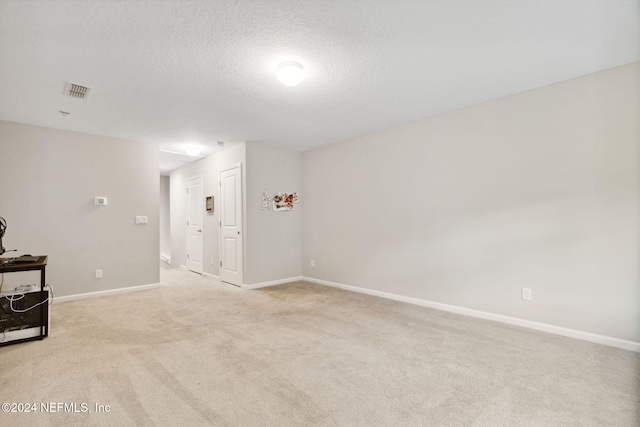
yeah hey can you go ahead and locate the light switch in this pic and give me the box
[135,216,148,224]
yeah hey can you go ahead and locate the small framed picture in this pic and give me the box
[206,196,214,212]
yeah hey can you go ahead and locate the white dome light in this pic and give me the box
[185,146,201,157]
[277,61,304,86]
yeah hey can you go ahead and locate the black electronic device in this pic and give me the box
[0,216,6,256]
[0,290,50,345]
[14,255,39,263]
[0,216,16,258]
[0,255,50,346]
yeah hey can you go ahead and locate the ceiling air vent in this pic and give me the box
[64,82,92,99]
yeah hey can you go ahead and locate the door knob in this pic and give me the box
[237,231,240,235]
[197,229,202,232]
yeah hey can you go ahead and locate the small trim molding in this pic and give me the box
[302,276,640,353]
[242,276,304,290]
[53,283,161,303]
[160,252,171,264]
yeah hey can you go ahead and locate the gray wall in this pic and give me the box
[0,121,159,297]
[301,62,640,342]
[246,143,302,284]
[170,143,246,276]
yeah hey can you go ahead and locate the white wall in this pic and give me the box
[246,143,302,285]
[0,121,159,297]
[159,175,171,261]
[302,62,640,343]
[170,143,246,276]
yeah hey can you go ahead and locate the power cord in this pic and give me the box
[6,284,54,312]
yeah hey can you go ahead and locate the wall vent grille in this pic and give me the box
[64,82,92,99]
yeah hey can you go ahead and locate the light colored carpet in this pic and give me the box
[1,266,638,426]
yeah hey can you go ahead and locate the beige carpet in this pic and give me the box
[1,266,638,426]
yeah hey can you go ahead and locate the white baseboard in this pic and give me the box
[302,276,640,353]
[53,283,161,303]
[243,276,303,290]
[177,266,219,280]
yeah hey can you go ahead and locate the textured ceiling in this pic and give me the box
[1,0,639,172]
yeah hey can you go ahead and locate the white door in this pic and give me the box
[186,175,203,274]
[219,164,243,286]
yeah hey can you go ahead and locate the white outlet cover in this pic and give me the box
[135,216,148,224]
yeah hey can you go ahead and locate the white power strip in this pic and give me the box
[14,284,37,293]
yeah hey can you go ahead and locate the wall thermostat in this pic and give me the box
[95,197,108,206]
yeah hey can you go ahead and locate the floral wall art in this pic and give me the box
[262,191,299,211]
[273,192,298,210]
[261,190,272,210]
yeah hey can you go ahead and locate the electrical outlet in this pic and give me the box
[310,259,315,267]
[95,269,103,279]
[522,287,532,300]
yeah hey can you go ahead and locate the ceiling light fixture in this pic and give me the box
[277,61,304,86]
[185,146,201,157]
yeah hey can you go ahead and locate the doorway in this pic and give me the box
[186,174,203,274]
